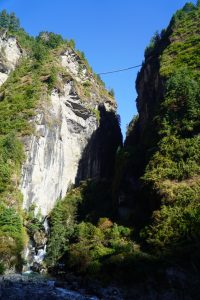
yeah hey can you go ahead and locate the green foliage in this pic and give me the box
[138,4,200,266]
[77,180,114,223]
[9,12,20,31]
[0,20,67,271]
[0,203,26,269]
[62,218,136,277]
[161,4,200,77]
[141,181,200,268]
[116,2,200,272]
[32,42,48,61]
[0,10,9,29]
[47,180,115,267]
[36,31,64,49]
[0,29,63,196]
[24,204,43,237]
[108,88,115,97]
[0,133,24,193]
[0,10,20,31]
[93,73,106,88]
[46,188,82,267]
[0,262,5,274]
[182,3,196,12]
[46,181,141,281]
[67,39,76,49]
[0,59,41,135]
[144,31,160,57]
[142,67,200,259]
[161,68,200,135]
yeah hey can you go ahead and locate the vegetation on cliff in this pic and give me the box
[0,2,199,289]
[46,181,164,283]
[116,1,200,272]
[0,11,118,273]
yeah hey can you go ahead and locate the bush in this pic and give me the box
[108,88,115,97]
[46,188,82,267]
[0,203,26,269]
[0,262,5,275]
[61,219,135,276]
[37,31,64,49]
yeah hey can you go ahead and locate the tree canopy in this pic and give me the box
[0,10,20,31]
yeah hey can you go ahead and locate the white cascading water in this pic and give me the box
[23,218,49,273]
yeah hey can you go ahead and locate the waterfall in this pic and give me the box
[43,217,49,234]
[23,217,49,274]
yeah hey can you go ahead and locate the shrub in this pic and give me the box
[108,88,115,97]
[37,31,64,49]
[46,188,82,266]
[0,262,5,275]
[62,220,135,276]
[0,203,26,269]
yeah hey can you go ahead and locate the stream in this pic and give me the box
[0,273,100,300]
[0,273,124,300]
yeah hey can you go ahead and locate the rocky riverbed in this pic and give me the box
[0,273,123,300]
[0,270,200,300]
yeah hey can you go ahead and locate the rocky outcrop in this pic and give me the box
[0,31,22,86]
[20,47,122,216]
[20,82,98,215]
[0,31,121,217]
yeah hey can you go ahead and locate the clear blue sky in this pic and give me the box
[0,0,197,137]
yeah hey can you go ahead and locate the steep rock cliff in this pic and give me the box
[19,43,122,216]
[0,30,22,86]
[0,27,122,271]
[115,1,200,243]
[20,81,98,216]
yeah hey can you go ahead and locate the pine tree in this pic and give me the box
[0,10,10,29]
[9,12,20,31]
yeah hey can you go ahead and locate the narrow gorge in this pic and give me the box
[0,2,200,299]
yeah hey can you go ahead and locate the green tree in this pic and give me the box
[0,10,9,29]
[9,12,20,31]
[37,31,64,49]
[68,39,76,49]
[109,88,115,97]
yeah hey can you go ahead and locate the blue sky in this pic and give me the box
[0,0,197,137]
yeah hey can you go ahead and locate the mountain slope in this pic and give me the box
[0,14,122,272]
[116,2,200,265]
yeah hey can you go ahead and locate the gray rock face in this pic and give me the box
[0,32,22,86]
[20,82,98,216]
[0,34,120,217]
[19,45,122,216]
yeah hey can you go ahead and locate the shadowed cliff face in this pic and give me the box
[76,104,122,184]
[115,48,168,229]
[116,3,200,233]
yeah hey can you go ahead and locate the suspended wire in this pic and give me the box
[97,64,142,75]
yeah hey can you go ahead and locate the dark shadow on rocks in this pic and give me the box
[75,104,123,185]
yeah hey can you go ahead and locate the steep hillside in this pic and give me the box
[0,12,122,272]
[116,1,200,266]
